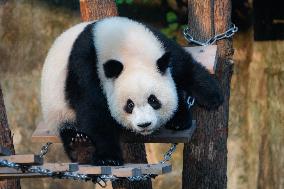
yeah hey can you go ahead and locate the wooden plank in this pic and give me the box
[112,167,141,177]
[0,154,43,165]
[121,120,196,143]
[0,173,48,179]
[0,146,12,156]
[76,164,104,175]
[0,163,71,173]
[0,163,171,178]
[0,167,22,174]
[74,163,171,177]
[41,163,71,172]
[0,163,76,179]
[32,120,196,144]
[124,163,172,175]
[185,45,217,74]
[31,122,59,143]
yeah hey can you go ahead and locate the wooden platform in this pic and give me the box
[31,120,196,143]
[0,154,43,165]
[70,163,171,177]
[185,45,217,74]
[0,162,171,179]
[0,163,71,179]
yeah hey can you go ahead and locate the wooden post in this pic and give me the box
[0,85,21,189]
[182,0,233,188]
[78,1,152,188]
[80,0,118,21]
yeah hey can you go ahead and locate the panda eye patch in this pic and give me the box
[124,99,135,114]
[148,94,161,110]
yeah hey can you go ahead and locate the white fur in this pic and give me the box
[41,22,91,129]
[93,17,178,133]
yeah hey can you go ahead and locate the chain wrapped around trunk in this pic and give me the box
[183,24,238,46]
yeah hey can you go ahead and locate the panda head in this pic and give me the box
[103,52,178,135]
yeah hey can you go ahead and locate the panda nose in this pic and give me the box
[137,122,151,128]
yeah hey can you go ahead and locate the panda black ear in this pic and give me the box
[157,51,171,75]
[103,60,124,79]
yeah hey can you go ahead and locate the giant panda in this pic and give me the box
[41,17,223,166]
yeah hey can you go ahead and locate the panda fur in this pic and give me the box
[41,17,223,165]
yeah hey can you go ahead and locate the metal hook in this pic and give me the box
[187,96,195,109]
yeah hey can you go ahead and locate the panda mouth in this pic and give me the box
[139,129,155,135]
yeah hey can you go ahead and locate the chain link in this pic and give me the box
[0,159,92,181]
[38,142,52,158]
[0,143,178,186]
[159,143,177,164]
[124,143,177,181]
[183,24,238,46]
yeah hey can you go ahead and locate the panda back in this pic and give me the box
[41,22,92,127]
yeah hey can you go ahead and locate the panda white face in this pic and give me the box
[103,55,178,135]
[122,94,163,135]
[94,17,178,134]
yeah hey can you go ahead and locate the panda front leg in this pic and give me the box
[173,54,224,110]
[165,91,192,130]
[59,122,96,163]
[87,128,124,166]
[79,114,124,166]
[189,62,224,110]
[59,112,123,165]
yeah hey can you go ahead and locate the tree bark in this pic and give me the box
[182,0,233,188]
[80,0,118,21]
[0,85,21,189]
[78,1,152,188]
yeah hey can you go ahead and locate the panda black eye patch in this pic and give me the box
[148,94,161,110]
[124,99,135,114]
[103,60,124,79]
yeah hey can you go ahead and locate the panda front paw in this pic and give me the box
[59,123,78,145]
[59,123,95,163]
[166,116,192,131]
[196,90,224,110]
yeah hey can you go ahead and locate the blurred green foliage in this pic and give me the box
[116,0,186,41]
[116,0,134,5]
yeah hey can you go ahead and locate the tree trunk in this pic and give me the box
[112,143,152,189]
[78,1,152,188]
[80,0,118,21]
[0,85,21,189]
[182,0,234,188]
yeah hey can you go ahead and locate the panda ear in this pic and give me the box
[157,51,171,75]
[103,60,124,79]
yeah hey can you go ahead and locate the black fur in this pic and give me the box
[165,91,192,130]
[147,25,224,130]
[63,22,123,166]
[156,51,171,74]
[103,60,124,78]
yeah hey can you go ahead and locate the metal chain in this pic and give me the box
[38,142,52,158]
[0,159,92,181]
[126,143,177,181]
[1,142,177,186]
[159,143,178,164]
[183,24,238,46]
